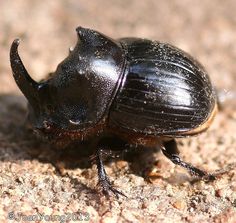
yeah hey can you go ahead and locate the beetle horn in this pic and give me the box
[76,26,91,43]
[10,39,39,103]
[76,26,110,46]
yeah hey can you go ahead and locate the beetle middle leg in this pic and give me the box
[161,139,215,181]
[93,148,127,199]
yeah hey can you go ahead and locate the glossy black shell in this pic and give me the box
[10,27,216,139]
[109,38,216,136]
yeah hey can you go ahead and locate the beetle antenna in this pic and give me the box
[10,39,39,102]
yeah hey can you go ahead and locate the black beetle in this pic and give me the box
[10,27,217,198]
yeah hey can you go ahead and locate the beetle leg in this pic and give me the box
[90,149,124,162]
[94,148,127,199]
[161,139,215,180]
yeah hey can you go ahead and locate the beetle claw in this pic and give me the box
[98,178,127,199]
[203,174,216,181]
[94,148,127,199]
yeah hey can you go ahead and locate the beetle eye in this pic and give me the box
[43,120,53,130]
[69,119,81,125]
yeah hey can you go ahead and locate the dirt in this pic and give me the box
[0,0,236,222]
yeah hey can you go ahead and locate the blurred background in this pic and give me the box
[0,1,236,222]
[1,0,235,93]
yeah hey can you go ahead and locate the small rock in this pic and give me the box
[172,199,186,210]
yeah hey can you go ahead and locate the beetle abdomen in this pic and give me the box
[109,38,217,136]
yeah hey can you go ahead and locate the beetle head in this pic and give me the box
[10,27,125,140]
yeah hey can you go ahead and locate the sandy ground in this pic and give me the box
[0,0,236,222]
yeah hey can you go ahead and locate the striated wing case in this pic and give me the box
[109,38,217,136]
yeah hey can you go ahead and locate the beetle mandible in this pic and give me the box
[10,27,217,198]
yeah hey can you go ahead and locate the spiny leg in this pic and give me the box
[161,139,215,181]
[94,148,127,198]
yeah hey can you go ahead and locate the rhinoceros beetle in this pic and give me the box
[10,26,217,198]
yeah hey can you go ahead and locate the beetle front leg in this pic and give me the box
[93,148,127,199]
[161,139,215,181]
